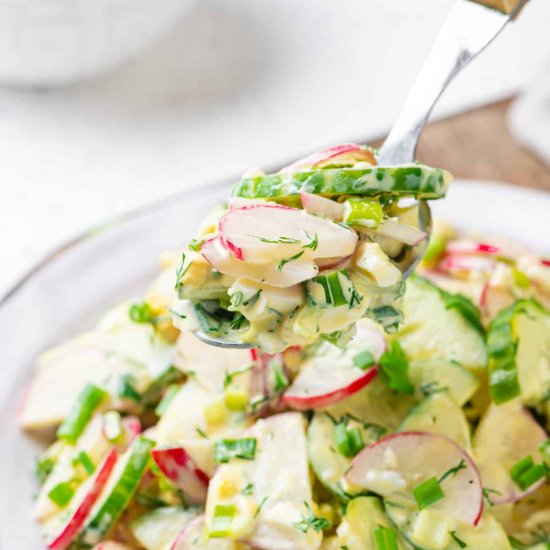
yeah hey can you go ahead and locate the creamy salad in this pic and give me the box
[18,146,550,550]
[170,144,450,351]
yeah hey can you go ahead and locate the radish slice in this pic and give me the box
[93,543,134,550]
[438,254,496,274]
[473,402,548,505]
[542,258,550,267]
[171,514,234,550]
[218,204,357,263]
[346,431,483,526]
[46,449,118,550]
[283,321,384,410]
[228,197,273,210]
[375,220,427,246]
[151,447,210,503]
[300,192,345,220]
[446,240,500,256]
[201,236,319,288]
[279,144,376,173]
[316,254,352,272]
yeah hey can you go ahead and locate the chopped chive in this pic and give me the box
[242,289,262,307]
[271,362,289,392]
[196,427,209,439]
[349,288,362,309]
[174,253,189,291]
[413,477,445,509]
[252,235,300,244]
[223,365,253,389]
[303,232,318,251]
[313,271,348,307]
[48,481,75,507]
[214,438,257,464]
[379,341,414,395]
[57,384,108,443]
[75,451,95,475]
[450,530,467,548]
[155,384,181,416]
[118,374,141,403]
[353,350,375,371]
[36,456,55,485]
[188,238,203,251]
[209,504,236,537]
[373,525,399,550]
[195,303,221,333]
[277,251,305,271]
[231,291,244,308]
[242,482,254,495]
[291,502,331,533]
[438,459,466,484]
[230,313,247,330]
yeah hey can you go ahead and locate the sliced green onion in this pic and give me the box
[155,384,181,417]
[118,374,141,403]
[512,268,530,289]
[195,303,222,333]
[141,365,185,407]
[188,238,203,251]
[209,504,236,537]
[353,350,375,371]
[413,477,445,509]
[57,383,108,443]
[449,530,467,548]
[379,341,414,395]
[271,362,289,392]
[129,301,153,324]
[36,456,55,485]
[103,411,123,442]
[423,233,447,264]
[48,481,75,507]
[343,198,384,228]
[313,271,348,307]
[373,525,399,550]
[214,438,257,464]
[75,451,95,475]
[510,455,545,490]
[334,423,364,458]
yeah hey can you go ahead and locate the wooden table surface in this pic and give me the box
[374,98,550,192]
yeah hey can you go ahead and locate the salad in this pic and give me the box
[170,143,450,351]
[18,146,550,550]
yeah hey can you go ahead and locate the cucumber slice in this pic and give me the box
[130,506,200,550]
[231,164,451,200]
[399,392,472,454]
[408,359,480,406]
[473,402,547,504]
[385,502,511,550]
[396,275,487,373]
[487,298,550,405]
[78,436,154,547]
[335,496,409,549]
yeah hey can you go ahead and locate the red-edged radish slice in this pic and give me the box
[438,254,496,274]
[47,449,118,550]
[218,204,357,263]
[151,447,210,503]
[202,236,319,288]
[300,192,345,220]
[473,403,548,505]
[316,254,353,273]
[228,197,273,210]
[283,322,383,410]
[120,416,141,450]
[445,240,500,256]
[542,258,550,267]
[279,144,376,173]
[375,220,427,246]
[346,431,483,526]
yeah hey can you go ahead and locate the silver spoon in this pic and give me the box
[195,0,527,349]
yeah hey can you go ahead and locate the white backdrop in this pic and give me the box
[1,0,549,295]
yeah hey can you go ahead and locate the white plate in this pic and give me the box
[0,179,549,549]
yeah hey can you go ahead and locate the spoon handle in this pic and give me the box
[378,0,528,166]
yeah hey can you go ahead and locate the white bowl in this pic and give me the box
[0,0,191,87]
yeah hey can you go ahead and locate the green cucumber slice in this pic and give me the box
[487,298,550,405]
[231,165,451,201]
[385,502,511,550]
[77,436,154,547]
[130,506,200,550]
[408,359,480,406]
[396,275,487,373]
[398,392,472,454]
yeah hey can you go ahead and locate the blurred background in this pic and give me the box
[1,0,550,296]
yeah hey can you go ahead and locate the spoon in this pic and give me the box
[195,0,527,349]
